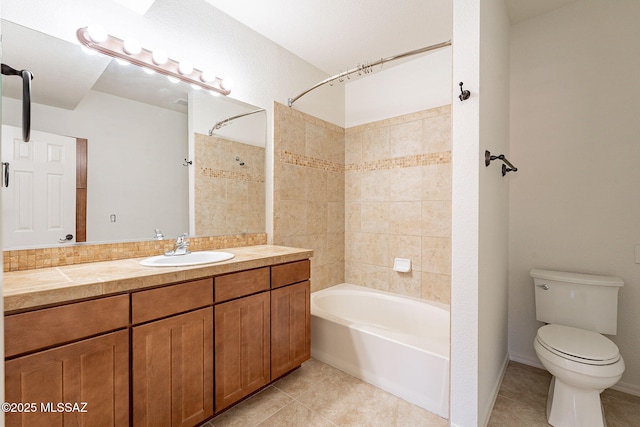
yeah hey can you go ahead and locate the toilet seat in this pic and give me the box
[536,324,620,366]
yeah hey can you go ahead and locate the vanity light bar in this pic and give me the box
[77,26,232,96]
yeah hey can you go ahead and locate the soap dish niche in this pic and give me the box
[393,258,411,273]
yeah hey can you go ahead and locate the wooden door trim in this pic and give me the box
[76,138,87,242]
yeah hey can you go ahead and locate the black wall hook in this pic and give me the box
[485,150,518,176]
[183,158,193,166]
[2,64,33,142]
[458,82,470,101]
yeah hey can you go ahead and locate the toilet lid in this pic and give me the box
[537,324,620,365]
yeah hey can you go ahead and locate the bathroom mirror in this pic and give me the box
[1,20,266,249]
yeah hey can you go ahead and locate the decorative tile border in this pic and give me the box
[279,150,451,173]
[279,151,344,172]
[199,167,265,182]
[345,151,451,173]
[3,233,268,272]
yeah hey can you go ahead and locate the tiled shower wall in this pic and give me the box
[194,133,265,236]
[273,102,451,303]
[273,102,345,292]
[345,106,452,303]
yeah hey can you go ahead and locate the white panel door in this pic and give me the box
[1,125,76,248]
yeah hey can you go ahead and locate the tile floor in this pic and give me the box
[201,358,447,426]
[201,359,640,426]
[488,361,640,427]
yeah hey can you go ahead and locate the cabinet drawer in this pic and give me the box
[5,294,129,358]
[214,267,270,303]
[132,278,213,324]
[271,260,310,289]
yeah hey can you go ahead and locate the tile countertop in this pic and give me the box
[3,245,313,313]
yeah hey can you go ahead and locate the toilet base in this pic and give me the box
[547,376,607,427]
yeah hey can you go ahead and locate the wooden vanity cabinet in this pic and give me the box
[214,268,270,412]
[131,279,214,427]
[4,256,311,427]
[270,260,311,379]
[4,296,130,427]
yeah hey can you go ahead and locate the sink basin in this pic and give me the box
[140,251,235,267]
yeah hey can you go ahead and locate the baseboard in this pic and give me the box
[480,352,510,427]
[508,351,544,370]
[612,380,640,397]
[508,352,640,397]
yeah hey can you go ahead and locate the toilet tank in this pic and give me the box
[530,269,624,335]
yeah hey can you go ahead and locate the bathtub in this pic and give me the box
[311,283,450,418]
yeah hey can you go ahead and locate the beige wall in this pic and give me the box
[509,0,640,394]
[273,102,451,300]
[273,102,345,292]
[345,105,452,302]
[194,133,265,236]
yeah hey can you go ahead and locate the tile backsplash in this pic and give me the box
[3,233,267,272]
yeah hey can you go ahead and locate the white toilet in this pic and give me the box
[530,269,625,427]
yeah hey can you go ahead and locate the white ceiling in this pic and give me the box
[205,0,453,75]
[2,0,579,112]
[206,0,579,75]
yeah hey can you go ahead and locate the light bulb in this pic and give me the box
[220,77,234,91]
[200,69,216,83]
[152,49,168,65]
[167,75,180,84]
[178,61,193,75]
[123,38,142,55]
[115,58,130,66]
[142,67,155,75]
[191,84,201,90]
[86,25,108,43]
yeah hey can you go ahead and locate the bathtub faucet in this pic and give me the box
[165,233,190,256]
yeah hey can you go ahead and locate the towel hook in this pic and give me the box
[458,82,471,101]
[485,150,518,176]
[183,158,192,167]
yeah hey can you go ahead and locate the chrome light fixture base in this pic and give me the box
[77,26,231,96]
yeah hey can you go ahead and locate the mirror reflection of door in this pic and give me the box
[1,125,76,247]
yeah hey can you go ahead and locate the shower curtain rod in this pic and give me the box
[208,108,266,136]
[287,40,452,107]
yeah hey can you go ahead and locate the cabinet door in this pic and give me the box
[215,292,270,411]
[5,330,129,427]
[271,280,311,379]
[133,307,214,427]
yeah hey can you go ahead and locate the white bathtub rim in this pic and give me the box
[311,283,450,358]
[313,283,450,311]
